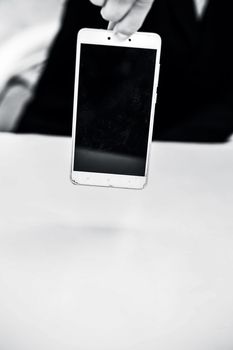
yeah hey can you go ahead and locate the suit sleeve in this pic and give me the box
[15,0,106,136]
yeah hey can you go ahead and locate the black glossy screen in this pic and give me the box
[74,44,157,176]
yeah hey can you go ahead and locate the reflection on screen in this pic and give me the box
[74,44,157,176]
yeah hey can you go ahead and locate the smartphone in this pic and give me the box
[71,28,161,189]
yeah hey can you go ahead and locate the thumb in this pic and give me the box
[113,0,154,37]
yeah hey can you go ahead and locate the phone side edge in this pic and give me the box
[70,32,82,185]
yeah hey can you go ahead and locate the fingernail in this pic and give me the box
[108,21,115,30]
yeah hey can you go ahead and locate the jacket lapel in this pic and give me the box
[168,0,202,45]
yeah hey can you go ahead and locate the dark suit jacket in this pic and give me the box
[16,0,233,142]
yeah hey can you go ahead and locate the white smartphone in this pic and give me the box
[71,28,161,189]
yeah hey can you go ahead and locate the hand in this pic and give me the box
[89,0,155,39]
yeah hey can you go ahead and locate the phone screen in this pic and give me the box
[74,44,157,176]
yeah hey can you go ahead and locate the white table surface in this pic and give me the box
[0,133,233,350]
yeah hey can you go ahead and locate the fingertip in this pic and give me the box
[100,7,108,20]
[113,24,134,40]
[113,17,140,39]
[114,32,129,41]
[89,0,105,7]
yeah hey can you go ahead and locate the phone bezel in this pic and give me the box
[71,28,161,189]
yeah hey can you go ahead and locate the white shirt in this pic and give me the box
[193,0,209,18]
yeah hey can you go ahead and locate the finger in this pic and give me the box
[101,0,135,24]
[108,21,128,41]
[114,0,154,37]
[89,0,106,7]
